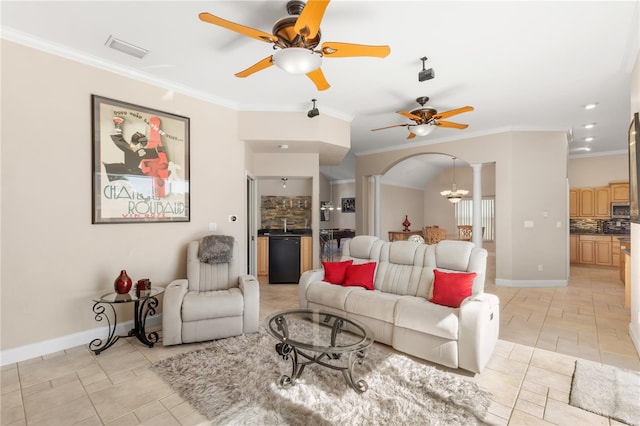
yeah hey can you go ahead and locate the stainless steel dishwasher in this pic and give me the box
[268,235,301,284]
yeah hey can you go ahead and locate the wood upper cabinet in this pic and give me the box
[594,187,611,217]
[610,182,630,202]
[300,236,313,274]
[569,189,579,217]
[570,187,612,217]
[579,188,595,217]
[257,236,268,276]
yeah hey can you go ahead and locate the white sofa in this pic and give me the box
[298,235,499,373]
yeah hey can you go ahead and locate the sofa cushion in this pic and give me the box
[322,260,353,285]
[429,270,476,308]
[345,290,401,323]
[182,288,243,322]
[435,240,474,271]
[343,262,376,290]
[306,281,354,310]
[394,296,459,340]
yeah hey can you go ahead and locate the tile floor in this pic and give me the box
[2,250,639,425]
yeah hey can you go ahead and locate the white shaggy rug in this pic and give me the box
[151,327,491,425]
[570,359,640,425]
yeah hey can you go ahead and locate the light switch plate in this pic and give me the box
[524,220,534,228]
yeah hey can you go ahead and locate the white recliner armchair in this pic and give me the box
[162,238,260,346]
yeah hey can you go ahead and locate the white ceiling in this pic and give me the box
[2,1,639,187]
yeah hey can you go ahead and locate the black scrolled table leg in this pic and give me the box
[129,295,160,347]
[342,349,369,393]
[89,302,119,355]
[276,342,305,387]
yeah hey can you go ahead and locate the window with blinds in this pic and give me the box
[454,198,495,240]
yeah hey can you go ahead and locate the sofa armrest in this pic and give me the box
[298,269,325,308]
[162,279,188,346]
[239,275,260,333]
[458,293,500,373]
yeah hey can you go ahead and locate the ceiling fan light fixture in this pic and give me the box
[413,124,435,136]
[273,48,322,74]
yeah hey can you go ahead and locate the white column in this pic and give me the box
[470,163,483,248]
[373,175,381,238]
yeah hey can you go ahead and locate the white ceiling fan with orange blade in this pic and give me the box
[199,0,391,91]
[372,97,474,139]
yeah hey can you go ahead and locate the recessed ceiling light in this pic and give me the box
[105,35,149,59]
[583,103,598,110]
[583,123,597,129]
[278,144,289,149]
[585,137,595,142]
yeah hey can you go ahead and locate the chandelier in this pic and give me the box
[440,157,468,203]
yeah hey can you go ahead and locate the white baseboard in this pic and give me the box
[495,279,568,288]
[0,315,162,367]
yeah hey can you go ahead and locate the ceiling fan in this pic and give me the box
[372,97,474,139]
[199,0,391,91]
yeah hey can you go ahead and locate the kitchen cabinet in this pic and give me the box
[578,235,612,266]
[612,239,621,268]
[610,182,629,202]
[579,188,595,217]
[301,236,313,274]
[569,189,579,218]
[570,235,579,263]
[257,236,269,276]
[570,187,612,217]
[619,240,631,282]
[594,187,611,217]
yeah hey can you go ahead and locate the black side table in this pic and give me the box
[90,287,164,355]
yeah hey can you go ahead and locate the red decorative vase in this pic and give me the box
[402,215,411,232]
[114,270,132,294]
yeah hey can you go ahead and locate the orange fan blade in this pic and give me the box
[371,124,410,131]
[199,12,278,43]
[397,111,422,122]
[434,120,469,129]
[407,132,417,139]
[235,56,274,78]
[294,0,330,39]
[306,68,330,91]
[321,42,391,58]
[433,106,474,120]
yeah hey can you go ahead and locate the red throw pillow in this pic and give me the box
[322,260,353,285]
[429,270,477,308]
[343,262,377,290]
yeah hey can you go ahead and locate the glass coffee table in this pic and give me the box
[265,309,374,393]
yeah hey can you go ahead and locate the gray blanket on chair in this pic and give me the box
[199,235,234,264]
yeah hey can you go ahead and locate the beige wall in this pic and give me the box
[568,154,629,187]
[330,181,356,230]
[1,41,246,351]
[356,131,569,286]
[380,184,425,238]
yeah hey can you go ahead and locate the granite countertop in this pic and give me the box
[258,229,312,236]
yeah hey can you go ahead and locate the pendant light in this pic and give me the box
[440,157,468,203]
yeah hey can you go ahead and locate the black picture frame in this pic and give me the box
[320,201,330,221]
[629,112,640,223]
[91,95,190,224]
[341,197,355,213]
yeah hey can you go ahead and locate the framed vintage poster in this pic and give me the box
[92,95,190,224]
[629,112,639,223]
